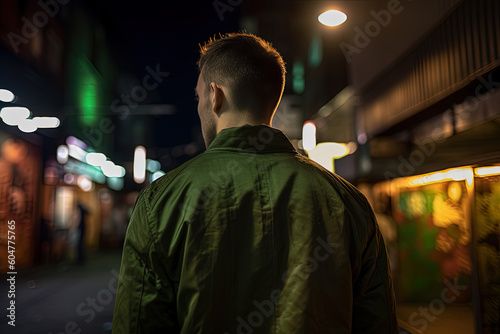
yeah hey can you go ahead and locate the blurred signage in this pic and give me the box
[54,186,75,229]
[64,159,106,184]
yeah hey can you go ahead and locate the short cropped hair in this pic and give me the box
[198,32,286,117]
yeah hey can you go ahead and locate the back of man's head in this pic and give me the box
[198,33,286,119]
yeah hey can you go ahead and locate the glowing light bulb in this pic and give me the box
[318,10,347,27]
[134,146,146,184]
[302,122,316,151]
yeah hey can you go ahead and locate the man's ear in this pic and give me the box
[210,82,224,116]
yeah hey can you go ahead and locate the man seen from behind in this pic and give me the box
[112,32,399,334]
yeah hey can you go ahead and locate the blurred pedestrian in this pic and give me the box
[75,201,88,264]
[39,217,52,264]
[113,33,398,333]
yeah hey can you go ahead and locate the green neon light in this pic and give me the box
[292,62,305,94]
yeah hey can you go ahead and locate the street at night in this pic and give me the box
[1,0,500,333]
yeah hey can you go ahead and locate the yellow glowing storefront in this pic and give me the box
[359,166,500,334]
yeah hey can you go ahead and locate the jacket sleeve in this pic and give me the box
[112,190,179,333]
[351,196,399,334]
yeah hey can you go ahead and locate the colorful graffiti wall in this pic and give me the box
[394,179,473,302]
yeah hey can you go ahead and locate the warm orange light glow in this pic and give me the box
[306,142,349,172]
[318,10,347,27]
[407,167,474,187]
[475,166,500,177]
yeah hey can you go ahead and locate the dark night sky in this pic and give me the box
[96,0,244,149]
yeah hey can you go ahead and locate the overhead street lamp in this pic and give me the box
[318,9,347,27]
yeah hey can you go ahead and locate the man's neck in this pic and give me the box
[216,112,271,134]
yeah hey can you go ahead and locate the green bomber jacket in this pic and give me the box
[112,125,398,334]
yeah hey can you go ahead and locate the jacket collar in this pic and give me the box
[206,125,298,154]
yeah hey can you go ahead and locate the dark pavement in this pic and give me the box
[1,249,123,334]
[0,247,463,334]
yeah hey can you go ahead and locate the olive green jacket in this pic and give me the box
[112,125,398,334]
